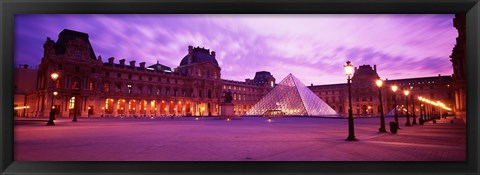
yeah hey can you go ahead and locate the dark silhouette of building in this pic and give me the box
[450,14,466,119]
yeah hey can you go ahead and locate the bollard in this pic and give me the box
[389,121,398,134]
[419,118,424,125]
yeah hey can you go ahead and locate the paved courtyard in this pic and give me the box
[14,116,465,161]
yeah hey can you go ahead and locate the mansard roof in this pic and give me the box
[54,29,97,60]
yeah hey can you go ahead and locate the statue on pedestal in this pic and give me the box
[223,90,233,104]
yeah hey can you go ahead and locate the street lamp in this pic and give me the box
[47,72,59,126]
[410,88,417,125]
[344,61,356,141]
[404,90,411,126]
[375,79,386,133]
[391,85,399,129]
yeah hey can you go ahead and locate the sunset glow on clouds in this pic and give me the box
[15,14,457,85]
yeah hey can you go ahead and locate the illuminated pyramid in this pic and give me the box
[246,73,338,116]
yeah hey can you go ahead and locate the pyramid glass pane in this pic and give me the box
[246,74,338,116]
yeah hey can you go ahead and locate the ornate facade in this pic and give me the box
[25,29,274,118]
[309,65,455,117]
[20,29,459,119]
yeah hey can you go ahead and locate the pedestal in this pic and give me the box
[220,103,235,117]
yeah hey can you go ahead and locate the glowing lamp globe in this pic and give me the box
[375,79,383,88]
[344,61,354,77]
[391,85,398,92]
[51,72,59,80]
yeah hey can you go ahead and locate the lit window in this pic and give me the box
[89,82,94,91]
[104,83,109,93]
[69,97,75,109]
[72,81,80,90]
[56,80,61,89]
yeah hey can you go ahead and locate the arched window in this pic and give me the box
[72,78,81,90]
[69,97,75,109]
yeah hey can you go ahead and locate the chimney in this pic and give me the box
[188,46,194,64]
[139,62,146,69]
[211,51,216,58]
[108,57,114,65]
[354,67,358,71]
[119,59,126,67]
[373,65,377,73]
[130,60,136,68]
[98,55,103,63]
[311,83,313,87]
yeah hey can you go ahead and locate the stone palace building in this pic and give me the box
[23,29,275,118]
[16,27,463,118]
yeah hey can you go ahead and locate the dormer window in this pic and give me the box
[74,50,81,59]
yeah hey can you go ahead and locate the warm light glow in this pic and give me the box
[51,72,59,80]
[53,91,58,96]
[418,96,423,100]
[391,85,398,92]
[268,118,272,122]
[344,61,354,77]
[14,106,30,110]
[201,107,205,111]
[101,107,105,110]
[227,118,230,121]
[195,117,199,120]
[375,79,383,88]
[404,90,409,96]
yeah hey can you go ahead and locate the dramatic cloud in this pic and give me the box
[14,14,457,85]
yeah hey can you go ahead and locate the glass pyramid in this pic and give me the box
[246,73,338,116]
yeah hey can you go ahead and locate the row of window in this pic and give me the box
[106,72,180,84]
[223,85,265,93]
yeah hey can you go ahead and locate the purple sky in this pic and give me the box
[14,14,457,85]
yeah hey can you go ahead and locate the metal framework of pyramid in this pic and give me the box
[246,73,338,116]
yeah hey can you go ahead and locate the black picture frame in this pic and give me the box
[1,0,479,174]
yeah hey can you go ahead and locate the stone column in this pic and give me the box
[136,100,141,117]
[156,101,160,116]
[112,99,118,117]
[146,100,151,117]
[125,99,130,117]
[80,96,88,117]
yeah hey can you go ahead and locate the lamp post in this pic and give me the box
[344,61,356,141]
[375,79,386,133]
[391,85,399,128]
[418,96,424,123]
[411,93,417,125]
[47,72,59,126]
[404,90,411,126]
[72,95,78,122]
[438,101,443,119]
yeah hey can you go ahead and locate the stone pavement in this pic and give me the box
[14,116,465,161]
